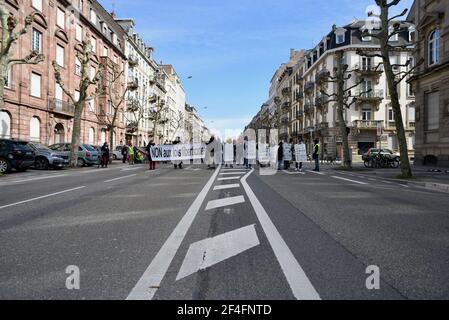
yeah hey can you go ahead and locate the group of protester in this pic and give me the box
[277,138,321,172]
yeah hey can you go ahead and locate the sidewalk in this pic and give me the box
[337,163,449,193]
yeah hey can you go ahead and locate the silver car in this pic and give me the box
[28,142,68,170]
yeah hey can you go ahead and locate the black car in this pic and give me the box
[0,139,36,174]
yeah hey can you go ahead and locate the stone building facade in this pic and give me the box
[0,0,127,147]
[408,0,449,167]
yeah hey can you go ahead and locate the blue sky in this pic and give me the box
[101,0,413,136]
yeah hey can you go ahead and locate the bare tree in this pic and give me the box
[320,49,372,168]
[0,4,44,107]
[358,0,423,178]
[53,39,104,168]
[96,63,135,151]
[169,109,185,141]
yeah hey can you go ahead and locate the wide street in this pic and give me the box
[0,162,448,300]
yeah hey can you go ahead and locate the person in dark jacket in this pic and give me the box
[121,143,128,164]
[100,142,110,168]
[313,139,321,171]
[173,137,183,169]
[277,141,284,170]
[146,140,156,170]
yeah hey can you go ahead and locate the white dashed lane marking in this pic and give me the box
[213,184,240,191]
[205,196,246,211]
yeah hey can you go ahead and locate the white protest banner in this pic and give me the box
[247,141,257,161]
[258,143,270,164]
[236,143,244,164]
[295,144,308,162]
[283,143,292,161]
[150,144,206,162]
[224,143,234,162]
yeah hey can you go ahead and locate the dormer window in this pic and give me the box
[389,26,399,42]
[408,25,416,42]
[335,28,346,45]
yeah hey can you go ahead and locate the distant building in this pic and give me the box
[408,0,449,167]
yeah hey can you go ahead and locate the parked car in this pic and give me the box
[0,139,35,173]
[28,142,69,170]
[362,148,400,162]
[48,143,99,167]
[113,146,124,160]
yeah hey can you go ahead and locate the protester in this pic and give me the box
[313,139,321,172]
[173,137,183,169]
[277,141,284,170]
[206,136,216,169]
[100,142,110,168]
[146,140,156,170]
[295,139,306,172]
[244,137,252,170]
[121,143,128,164]
[128,143,135,165]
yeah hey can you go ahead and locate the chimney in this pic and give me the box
[290,48,295,59]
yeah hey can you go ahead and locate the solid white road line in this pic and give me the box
[221,168,249,171]
[219,172,247,175]
[307,170,325,176]
[11,174,68,184]
[331,176,367,185]
[205,196,245,211]
[176,225,260,281]
[104,174,137,183]
[0,186,86,210]
[213,184,240,191]
[241,170,321,300]
[126,165,222,300]
[217,176,241,181]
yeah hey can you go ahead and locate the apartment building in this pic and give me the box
[250,21,416,160]
[408,0,449,167]
[0,0,127,147]
[185,104,209,143]
[160,64,186,142]
[116,18,159,146]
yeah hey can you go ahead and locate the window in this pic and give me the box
[30,117,41,142]
[55,83,63,101]
[91,36,97,52]
[428,29,440,66]
[75,57,81,76]
[75,24,83,42]
[88,127,95,145]
[103,46,109,57]
[408,104,415,123]
[30,73,41,98]
[56,45,64,67]
[57,8,65,29]
[426,92,439,130]
[90,66,96,80]
[362,108,372,121]
[89,98,95,112]
[32,0,42,12]
[77,0,84,11]
[74,90,80,102]
[361,57,373,70]
[32,29,42,53]
[0,111,11,138]
[90,9,97,24]
[389,26,399,42]
[388,107,395,122]
[4,68,11,88]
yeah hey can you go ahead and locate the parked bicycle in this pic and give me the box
[364,153,400,169]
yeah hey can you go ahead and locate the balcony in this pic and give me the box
[304,102,314,114]
[316,122,329,131]
[315,95,328,108]
[127,78,139,91]
[295,90,304,102]
[281,102,291,111]
[355,89,384,103]
[352,120,383,130]
[353,63,383,78]
[297,110,304,119]
[128,55,139,68]
[126,121,139,133]
[48,98,75,117]
[304,81,315,94]
[281,118,290,125]
[282,87,291,97]
[126,99,139,112]
[295,76,303,85]
[274,96,282,105]
[315,69,329,84]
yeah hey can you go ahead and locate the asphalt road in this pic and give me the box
[0,162,448,300]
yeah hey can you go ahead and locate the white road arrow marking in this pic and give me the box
[176,225,260,281]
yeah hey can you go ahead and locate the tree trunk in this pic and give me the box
[380,5,412,178]
[70,103,84,168]
[336,51,352,168]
